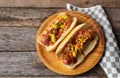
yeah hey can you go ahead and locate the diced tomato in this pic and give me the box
[63,46,68,52]
[65,20,73,28]
[60,52,72,65]
[40,35,49,46]
[75,30,84,39]
[69,52,73,58]
[56,29,62,39]
[62,56,71,65]
[78,30,85,35]
[63,58,71,65]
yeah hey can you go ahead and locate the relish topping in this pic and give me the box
[60,29,93,65]
[40,13,73,46]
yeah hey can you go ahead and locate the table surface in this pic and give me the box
[0,0,119,78]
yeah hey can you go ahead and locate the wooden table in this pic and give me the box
[0,0,119,78]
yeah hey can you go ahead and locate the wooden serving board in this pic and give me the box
[36,11,105,75]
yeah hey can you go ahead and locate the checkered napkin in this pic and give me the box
[66,3,120,78]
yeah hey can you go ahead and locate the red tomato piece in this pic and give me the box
[56,30,62,39]
[66,20,72,28]
[78,30,85,35]
[40,35,49,46]
[61,52,72,65]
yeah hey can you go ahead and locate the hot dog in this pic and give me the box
[55,23,98,69]
[37,12,77,51]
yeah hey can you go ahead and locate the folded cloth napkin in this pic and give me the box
[66,3,120,78]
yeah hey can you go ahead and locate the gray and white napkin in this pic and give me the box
[66,3,120,78]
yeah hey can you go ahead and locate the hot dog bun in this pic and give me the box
[37,12,77,51]
[55,23,98,69]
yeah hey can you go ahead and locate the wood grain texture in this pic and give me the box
[0,8,64,27]
[105,8,120,28]
[0,52,57,76]
[0,27,119,52]
[0,76,107,78]
[0,27,37,51]
[0,8,119,28]
[0,52,106,77]
[0,0,119,8]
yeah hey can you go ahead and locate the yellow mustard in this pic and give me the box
[52,24,58,29]
[60,23,65,29]
[72,51,76,57]
[63,15,68,19]
[50,34,56,42]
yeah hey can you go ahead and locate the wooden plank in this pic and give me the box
[0,0,119,8]
[0,52,56,76]
[0,76,107,78]
[105,8,120,28]
[0,8,64,27]
[114,29,120,47]
[0,8,119,28]
[0,8,119,51]
[0,52,106,76]
[0,27,119,52]
[0,27,37,51]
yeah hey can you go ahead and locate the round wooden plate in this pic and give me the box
[36,11,105,75]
